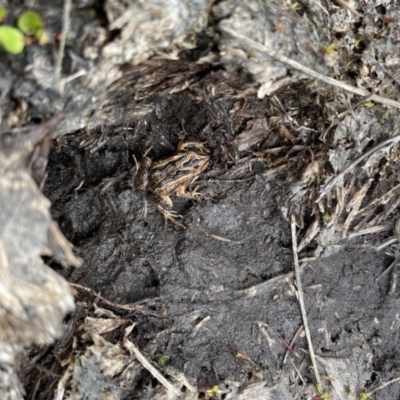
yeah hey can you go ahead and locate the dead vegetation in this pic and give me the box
[1,0,400,399]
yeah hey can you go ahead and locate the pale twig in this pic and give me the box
[291,361,306,385]
[290,215,321,385]
[316,133,400,202]
[367,377,400,396]
[123,336,181,397]
[54,357,75,400]
[376,237,398,251]
[335,0,362,18]
[70,283,143,312]
[283,325,304,364]
[221,27,400,110]
[337,95,372,120]
[348,223,392,238]
[55,0,72,94]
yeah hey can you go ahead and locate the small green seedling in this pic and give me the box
[0,9,47,54]
[325,44,336,54]
[18,11,43,37]
[0,25,24,54]
[158,354,170,366]
[205,385,221,399]
[289,2,301,11]
[353,37,362,47]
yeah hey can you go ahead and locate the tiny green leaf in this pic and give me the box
[158,354,170,366]
[18,11,43,38]
[0,25,24,54]
[364,102,375,108]
[205,385,221,397]
[289,2,301,11]
[0,6,7,23]
[325,44,335,54]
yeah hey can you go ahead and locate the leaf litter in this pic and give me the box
[1,0,400,399]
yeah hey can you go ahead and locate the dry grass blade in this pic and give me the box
[348,222,392,238]
[221,27,400,109]
[298,218,321,252]
[283,325,304,364]
[290,215,321,385]
[55,0,72,93]
[356,182,400,217]
[342,179,372,238]
[54,357,75,400]
[367,376,400,396]
[317,134,400,202]
[335,0,362,17]
[123,335,181,397]
[70,283,144,313]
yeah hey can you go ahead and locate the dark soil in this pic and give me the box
[35,88,400,399]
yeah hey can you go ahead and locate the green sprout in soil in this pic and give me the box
[350,390,372,400]
[325,44,335,54]
[0,9,47,54]
[289,2,301,11]
[158,354,170,366]
[320,392,332,400]
[0,25,24,54]
[205,385,221,399]
[18,11,43,38]
[353,36,362,47]
[313,379,332,400]
[269,105,276,116]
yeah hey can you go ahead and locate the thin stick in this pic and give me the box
[123,338,181,396]
[55,0,72,94]
[221,27,400,110]
[70,283,143,312]
[283,325,304,364]
[376,237,398,252]
[316,133,400,202]
[54,358,75,400]
[367,377,400,396]
[291,361,306,385]
[335,0,362,17]
[375,259,396,282]
[290,215,321,384]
